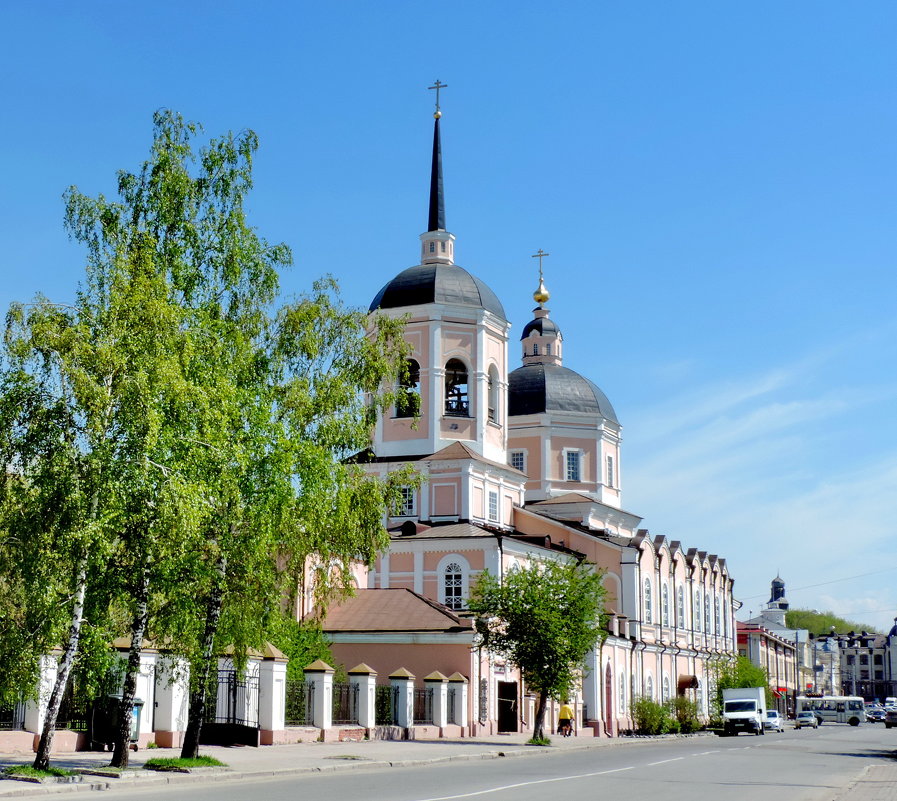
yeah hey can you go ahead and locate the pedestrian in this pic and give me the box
[558,700,574,737]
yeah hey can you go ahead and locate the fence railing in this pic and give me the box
[0,703,24,731]
[375,685,396,725]
[332,682,359,725]
[447,688,457,725]
[413,687,433,725]
[284,680,315,726]
[56,684,89,731]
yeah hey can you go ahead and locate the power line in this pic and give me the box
[739,567,897,602]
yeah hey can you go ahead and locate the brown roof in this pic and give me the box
[420,442,527,477]
[389,521,498,541]
[530,492,597,505]
[319,589,473,633]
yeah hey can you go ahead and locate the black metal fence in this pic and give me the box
[447,688,457,724]
[375,685,397,725]
[205,670,259,727]
[284,680,315,726]
[0,703,24,731]
[413,687,433,724]
[332,682,359,725]
[56,683,89,731]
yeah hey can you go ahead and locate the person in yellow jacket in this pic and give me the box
[558,702,574,737]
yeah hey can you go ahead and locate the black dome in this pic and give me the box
[520,317,560,339]
[369,264,506,321]
[508,363,618,422]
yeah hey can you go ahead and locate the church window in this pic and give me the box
[606,455,615,488]
[645,675,654,700]
[488,365,499,423]
[694,590,702,631]
[510,451,525,473]
[619,672,627,714]
[441,241,446,252]
[444,562,463,610]
[429,241,435,253]
[533,343,539,356]
[396,359,421,418]
[704,594,711,633]
[677,586,685,628]
[662,675,671,703]
[488,491,499,522]
[714,598,721,635]
[662,584,670,626]
[644,578,653,624]
[444,359,469,416]
[565,451,581,482]
[723,599,729,638]
[545,343,552,355]
[398,486,415,516]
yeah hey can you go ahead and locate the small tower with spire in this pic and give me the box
[420,80,455,265]
[520,250,563,367]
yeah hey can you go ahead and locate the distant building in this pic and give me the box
[834,621,897,701]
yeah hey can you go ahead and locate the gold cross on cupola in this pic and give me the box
[429,80,447,118]
[531,249,550,306]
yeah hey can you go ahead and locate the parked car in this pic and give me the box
[764,710,785,732]
[795,711,819,729]
[885,709,897,729]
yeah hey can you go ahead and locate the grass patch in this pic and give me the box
[525,736,552,746]
[143,756,226,771]
[3,765,76,778]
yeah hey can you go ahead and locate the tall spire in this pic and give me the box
[427,80,447,232]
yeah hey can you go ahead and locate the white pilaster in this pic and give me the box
[390,669,415,728]
[448,674,469,727]
[425,672,449,727]
[305,660,334,731]
[348,664,378,730]
[24,653,59,733]
[153,656,189,735]
[259,657,287,732]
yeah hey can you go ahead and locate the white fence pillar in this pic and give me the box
[447,673,469,728]
[390,668,415,728]
[348,663,377,730]
[24,652,59,733]
[153,656,189,746]
[424,672,448,727]
[259,653,288,734]
[305,660,334,731]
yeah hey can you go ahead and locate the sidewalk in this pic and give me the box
[0,733,634,797]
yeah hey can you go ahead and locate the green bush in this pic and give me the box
[668,696,701,733]
[630,696,669,734]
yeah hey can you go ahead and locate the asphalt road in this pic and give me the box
[93,724,897,801]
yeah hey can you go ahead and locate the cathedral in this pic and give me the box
[319,96,739,737]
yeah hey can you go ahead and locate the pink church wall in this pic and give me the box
[432,481,460,516]
[329,642,473,688]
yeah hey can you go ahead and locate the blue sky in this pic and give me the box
[3,2,895,631]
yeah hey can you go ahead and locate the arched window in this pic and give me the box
[533,343,539,356]
[696,681,704,715]
[662,584,670,626]
[723,599,730,638]
[644,578,653,624]
[662,675,671,703]
[443,562,463,610]
[704,594,711,633]
[645,675,654,700]
[487,365,499,423]
[677,585,685,628]
[694,590,702,632]
[714,598,721,635]
[444,359,469,416]
[396,358,420,418]
[619,672,626,715]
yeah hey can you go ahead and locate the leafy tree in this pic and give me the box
[785,609,879,636]
[710,655,770,719]
[467,559,607,742]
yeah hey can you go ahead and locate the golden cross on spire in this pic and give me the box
[531,249,550,306]
[429,80,448,118]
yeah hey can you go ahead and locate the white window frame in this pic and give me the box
[662,583,670,626]
[694,590,702,632]
[510,450,526,473]
[564,449,582,482]
[437,554,470,610]
[606,454,615,488]
[677,585,685,628]
[399,486,415,516]
[487,490,499,522]
[644,577,653,624]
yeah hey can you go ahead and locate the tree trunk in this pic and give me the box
[532,689,549,741]
[33,557,88,771]
[110,566,150,769]
[180,553,226,759]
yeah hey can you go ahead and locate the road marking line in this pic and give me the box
[695,750,719,755]
[411,766,635,801]
[647,757,684,766]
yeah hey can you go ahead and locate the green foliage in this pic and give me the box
[785,609,880,635]
[668,696,701,734]
[3,765,75,778]
[143,756,226,770]
[526,736,552,746]
[710,656,770,717]
[630,696,670,734]
[468,559,607,704]
[267,617,335,682]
